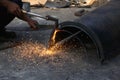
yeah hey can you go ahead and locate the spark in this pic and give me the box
[51,29,61,44]
[13,41,62,60]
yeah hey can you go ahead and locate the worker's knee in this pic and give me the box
[10,0,23,8]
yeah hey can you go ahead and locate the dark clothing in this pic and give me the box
[0,0,23,31]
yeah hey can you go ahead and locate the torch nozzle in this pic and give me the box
[46,15,59,28]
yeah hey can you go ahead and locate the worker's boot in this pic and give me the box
[0,29,17,42]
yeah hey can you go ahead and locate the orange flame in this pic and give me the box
[51,29,60,44]
[13,30,63,60]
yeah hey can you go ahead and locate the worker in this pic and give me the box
[0,0,37,41]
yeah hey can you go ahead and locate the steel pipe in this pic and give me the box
[52,0,120,62]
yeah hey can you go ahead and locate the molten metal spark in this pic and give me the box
[11,41,79,68]
[51,29,61,44]
[13,41,62,60]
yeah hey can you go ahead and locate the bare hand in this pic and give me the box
[27,19,38,30]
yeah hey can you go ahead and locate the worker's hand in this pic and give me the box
[5,1,22,16]
[1,0,38,30]
[27,19,38,30]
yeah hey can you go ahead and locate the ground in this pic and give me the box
[0,8,120,80]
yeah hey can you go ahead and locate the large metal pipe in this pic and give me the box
[53,0,120,62]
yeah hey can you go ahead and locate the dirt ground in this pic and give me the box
[0,8,120,80]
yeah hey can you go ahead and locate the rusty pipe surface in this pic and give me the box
[55,0,120,62]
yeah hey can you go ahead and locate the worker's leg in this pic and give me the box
[0,0,23,41]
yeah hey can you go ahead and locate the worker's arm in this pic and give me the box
[0,0,37,30]
[17,12,38,30]
[0,0,21,16]
[0,0,10,6]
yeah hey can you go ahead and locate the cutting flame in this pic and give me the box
[51,29,61,44]
[13,30,63,60]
